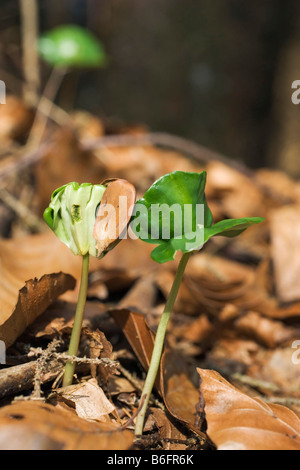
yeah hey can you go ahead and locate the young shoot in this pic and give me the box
[131,170,264,436]
[44,180,135,387]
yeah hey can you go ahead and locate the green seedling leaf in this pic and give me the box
[38,25,107,68]
[132,171,264,263]
[44,182,106,257]
[204,217,264,243]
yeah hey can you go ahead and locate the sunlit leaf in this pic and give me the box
[131,171,263,263]
[38,25,107,68]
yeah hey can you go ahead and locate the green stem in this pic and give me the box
[135,252,191,436]
[63,253,90,387]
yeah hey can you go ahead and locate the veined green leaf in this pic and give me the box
[131,171,264,263]
[44,182,106,257]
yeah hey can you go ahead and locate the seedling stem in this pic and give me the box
[135,252,191,435]
[63,253,90,387]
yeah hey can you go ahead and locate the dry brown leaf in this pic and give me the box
[108,376,136,395]
[256,168,299,204]
[270,205,300,302]
[234,311,299,348]
[109,309,156,374]
[161,351,206,438]
[248,347,300,395]
[0,231,156,306]
[0,273,75,348]
[94,178,136,255]
[0,402,133,450]
[208,338,260,370]
[0,232,95,304]
[205,161,266,218]
[70,111,105,140]
[35,128,106,212]
[118,276,157,312]
[25,300,110,340]
[0,96,34,144]
[83,328,117,380]
[175,315,213,344]
[197,367,300,450]
[95,145,201,194]
[59,378,115,422]
[150,408,188,450]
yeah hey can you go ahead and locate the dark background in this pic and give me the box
[1,0,300,174]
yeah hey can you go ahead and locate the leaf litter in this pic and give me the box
[1,99,300,449]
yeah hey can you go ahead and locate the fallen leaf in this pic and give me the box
[109,309,156,374]
[107,376,136,395]
[174,315,213,344]
[150,408,188,450]
[0,96,34,144]
[270,205,300,302]
[161,351,206,437]
[0,273,75,348]
[234,311,299,348]
[118,276,157,312]
[0,232,96,304]
[82,328,117,381]
[0,232,156,299]
[35,128,106,213]
[248,347,300,395]
[197,367,300,450]
[256,169,299,205]
[60,378,115,422]
[24,299,110,340]
[205,161,266,218]
[0,402,133,450]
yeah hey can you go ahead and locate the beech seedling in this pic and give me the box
[132,170,264,435]
[44,180,135,387]
[38,25,107,68]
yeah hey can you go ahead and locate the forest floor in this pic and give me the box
[0,96,300,450]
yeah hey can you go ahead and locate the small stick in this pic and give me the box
[122,394,146,431]
[19,0,40,105]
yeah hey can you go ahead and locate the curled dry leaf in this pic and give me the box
[150,408,188,450]
[94,178,136,257]
[161,351,206,438]
[197,368,300,450]
[109,309,156,374]
[82,328,117,381]
[0,402,133,450]
[0,272,75,348]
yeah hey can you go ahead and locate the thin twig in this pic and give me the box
[19,0,40,105]
[0,187,46,232]
[120,394,146,431]
[29,347,119,368]
[26,67,68,149]
[82,133,254,177]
